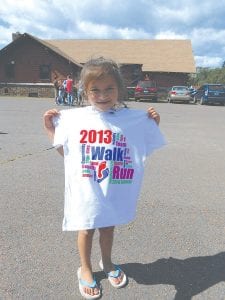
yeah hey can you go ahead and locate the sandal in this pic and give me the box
[99,260,127,289]
[77,267,101,299]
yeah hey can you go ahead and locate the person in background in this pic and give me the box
[57,79,65,105]
[144,74,150,80]
[77,80,84,106]
[66,74,74,105]
[53,76,59,103]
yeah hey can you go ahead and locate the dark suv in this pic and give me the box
[134,80,158,102]
[193,84,225,105]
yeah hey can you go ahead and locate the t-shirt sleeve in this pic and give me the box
[52,111,67,147]
[143,116,166,156]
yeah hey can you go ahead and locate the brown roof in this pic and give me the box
[44,39,196,73]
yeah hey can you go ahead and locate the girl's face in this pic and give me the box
[86,75,119,111]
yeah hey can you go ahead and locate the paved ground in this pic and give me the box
[1,97,225,300]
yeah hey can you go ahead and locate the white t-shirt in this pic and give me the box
[53,106,166,231]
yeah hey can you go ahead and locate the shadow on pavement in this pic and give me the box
[95,252,225,300]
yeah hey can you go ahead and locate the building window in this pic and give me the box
[5,62,15,79]
[40,64,51,80]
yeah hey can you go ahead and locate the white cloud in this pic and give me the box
[155,5,193,23]
[155,31,188,40]
[77,21,112,38]
[192,28,225,45]
[195,56,223,68]
[75,21,151,39]
[116,28,150,39]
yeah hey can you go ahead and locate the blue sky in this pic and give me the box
[1,0,225,68]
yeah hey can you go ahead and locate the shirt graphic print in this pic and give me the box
[80,129,134,185]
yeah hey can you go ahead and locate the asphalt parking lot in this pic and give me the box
[1,97,225,300]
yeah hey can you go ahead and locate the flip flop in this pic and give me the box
[99,260,127,289]
[77,267,101,299]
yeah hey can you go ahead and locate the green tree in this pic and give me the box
[188,67,225,87]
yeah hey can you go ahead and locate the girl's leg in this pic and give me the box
[99,226,124,285]
[77,229,99,296]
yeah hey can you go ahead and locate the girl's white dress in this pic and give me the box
[53,106,166,231]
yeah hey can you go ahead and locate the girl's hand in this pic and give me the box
[147,107,160,125]
[43,109,60,141]
[43,109,59,128]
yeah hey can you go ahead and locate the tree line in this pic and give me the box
[188,65,225,87]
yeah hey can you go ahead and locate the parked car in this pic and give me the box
[134,80,158,102]
[193,84,225,105]
[167,86,192,103]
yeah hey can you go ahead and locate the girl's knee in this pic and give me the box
[79,229,95,238]
[99,226,114,235]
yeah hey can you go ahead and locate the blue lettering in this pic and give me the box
[91,146,105,160]
[91,146,124,161]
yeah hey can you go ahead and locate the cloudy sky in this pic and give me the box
[1,0,225,68]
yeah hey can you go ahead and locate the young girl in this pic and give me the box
[43,57,166,299]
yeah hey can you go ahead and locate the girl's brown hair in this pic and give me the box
[80,57,126,101]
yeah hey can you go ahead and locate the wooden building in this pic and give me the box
[0,32,196,97]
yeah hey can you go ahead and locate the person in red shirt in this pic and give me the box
[66,74,74,105]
